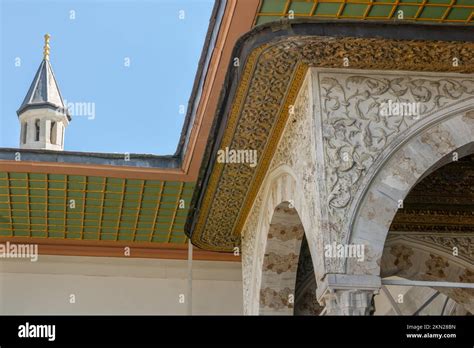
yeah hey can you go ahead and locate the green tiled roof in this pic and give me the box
[0,172,194,244]
[255,0,473,25]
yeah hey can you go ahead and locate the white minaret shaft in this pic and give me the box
[17,34,71,151]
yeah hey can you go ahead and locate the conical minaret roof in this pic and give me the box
[16,34,71,120]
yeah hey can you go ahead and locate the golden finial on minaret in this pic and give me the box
[43,33,51,61]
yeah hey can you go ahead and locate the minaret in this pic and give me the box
[17,34,71,151]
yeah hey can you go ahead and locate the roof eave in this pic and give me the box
[184,20,474,248]
[16,102,72,121]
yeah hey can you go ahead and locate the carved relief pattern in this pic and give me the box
[383,238,474,312]
[241,80,314,313]
[412,235,473,261]
[425,254,450,278]
[258,202,305,313]
[454,269,474,299]
[318,73,474,241]
[194,35,474,251]
[200,43,299,250]
[420,127,456,155]
[270,79,317,224]
[384,237,474,269]
[268,207,305,242]
[260,287,293,311]
[241,180,264,312]
[389,244,414,271]
[268,225,304,242]
[391,211,474,233]
[262,252,299,274]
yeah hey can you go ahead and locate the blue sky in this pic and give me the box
[0,0,214,155]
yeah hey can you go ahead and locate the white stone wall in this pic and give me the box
[0,255,242,315]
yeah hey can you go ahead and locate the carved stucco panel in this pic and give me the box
[312,69,474,272]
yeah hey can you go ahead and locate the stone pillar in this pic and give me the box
[317,274,381,316]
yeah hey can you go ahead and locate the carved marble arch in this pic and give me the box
[242,165,321,315]
[347,108,474,277]
[376,151,474,315]
[258,201,323,316]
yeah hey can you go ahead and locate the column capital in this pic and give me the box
[316,274,381,315]
[321,289,375,315]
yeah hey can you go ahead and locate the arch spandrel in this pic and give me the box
[308,68,474,275]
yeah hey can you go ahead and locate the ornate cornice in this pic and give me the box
[186,22,474,252]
